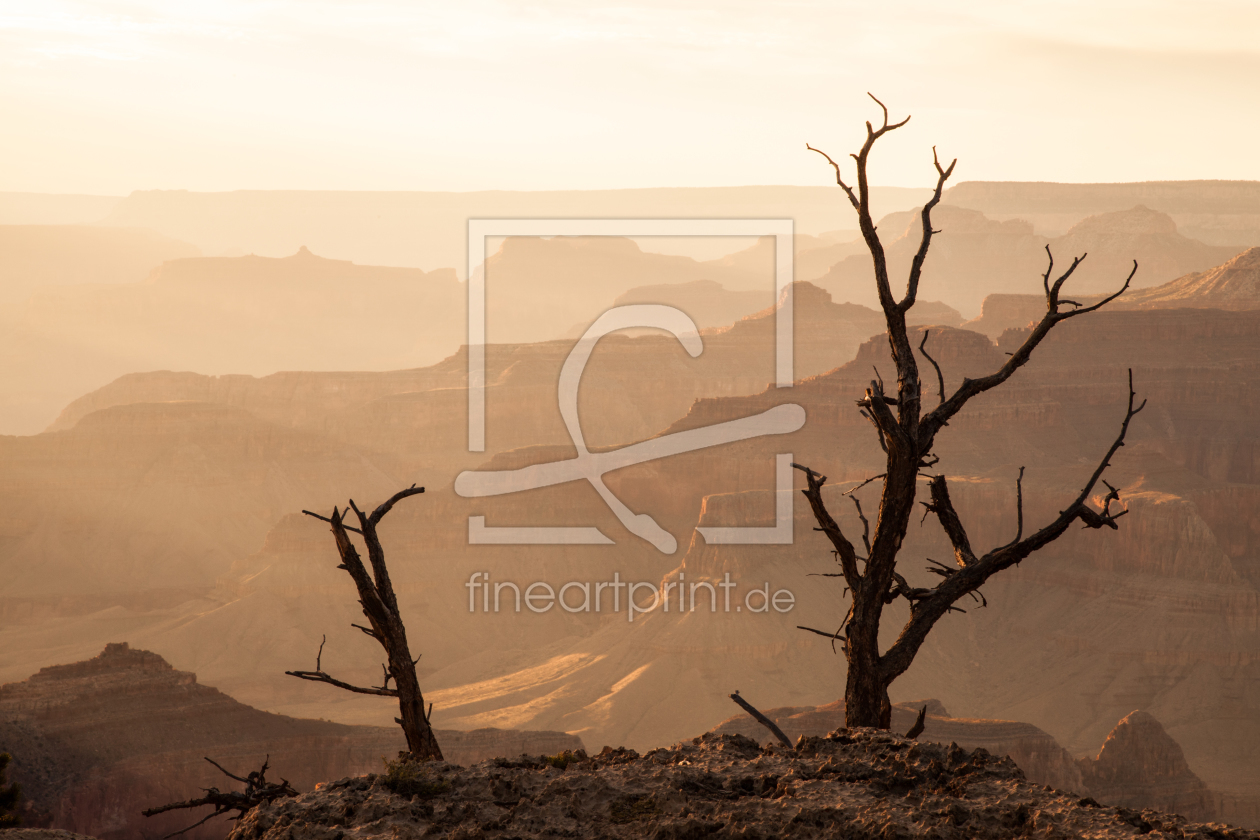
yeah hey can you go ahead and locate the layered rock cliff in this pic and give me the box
[0,644,582,840]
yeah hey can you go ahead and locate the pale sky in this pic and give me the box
[3,0,1259,194]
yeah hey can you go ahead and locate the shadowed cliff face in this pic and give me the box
[0,644,582,840]
[1079,710,1216,823]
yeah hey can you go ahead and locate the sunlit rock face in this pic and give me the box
[0,644,581,840]
[1116,246,1260,310]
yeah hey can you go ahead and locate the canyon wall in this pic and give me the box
[0,644,582,839]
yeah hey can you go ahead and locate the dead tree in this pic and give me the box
[796,95,1143,730]
[288,485,444,760]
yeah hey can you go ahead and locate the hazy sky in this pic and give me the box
[3,0,1259,194]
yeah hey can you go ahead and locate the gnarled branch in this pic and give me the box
[142,757,296,839]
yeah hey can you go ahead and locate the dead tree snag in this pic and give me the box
[289,485,443,760]
[799,94,1144,730]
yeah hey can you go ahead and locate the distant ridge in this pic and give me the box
[945,179,1260,215]
[1116,246,1260,310]
[99,185,933,272]
[944,180,1260,245]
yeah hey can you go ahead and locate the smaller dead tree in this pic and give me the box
[289,485,443,761]
[142,757,296,838]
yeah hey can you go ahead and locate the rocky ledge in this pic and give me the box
[227,731,1257,840]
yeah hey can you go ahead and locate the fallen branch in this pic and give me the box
[729,691,793,749]
[142,757,296,839]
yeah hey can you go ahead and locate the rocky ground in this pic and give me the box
[227,730,1258,840]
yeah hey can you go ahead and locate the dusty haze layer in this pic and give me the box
[3,181,1260,835]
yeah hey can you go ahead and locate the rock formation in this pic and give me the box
[0,644,582,840]
[1078,710,1217,822]
[226,731,1259,840]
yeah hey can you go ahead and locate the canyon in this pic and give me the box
[2,182,1260,835]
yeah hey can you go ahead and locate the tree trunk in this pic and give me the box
[844,660,891,729]
[393,650,442,759]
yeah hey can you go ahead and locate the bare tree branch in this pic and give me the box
[922,475,977,567]
[791,463,862,590]
[369,484,425,525]
[995,467,1026,550]
[918,330,945,406]
[729,692,793,749]
[850,495,872,557]
[844,473,886,497]
[805,144,860,211]
[878,371,1145,684]
[302,509,362,534]
[284,669,399,697]
[901,147,957,312]
[919,251,1138,446]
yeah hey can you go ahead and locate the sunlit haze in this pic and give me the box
[3,0,1260,193]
